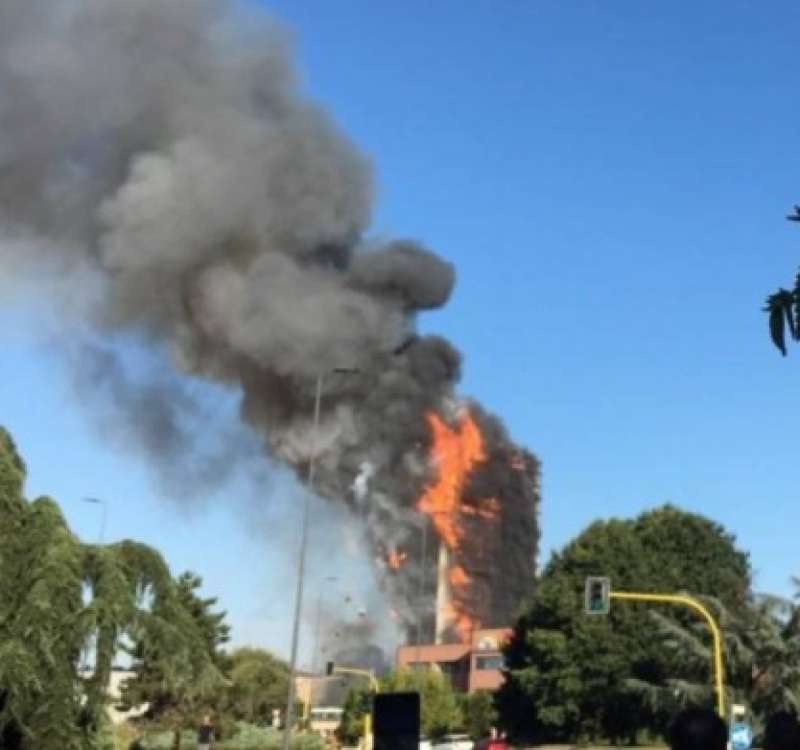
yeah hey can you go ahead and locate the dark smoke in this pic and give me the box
[0,0,539,642]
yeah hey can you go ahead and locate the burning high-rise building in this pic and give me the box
[401,405,539,645]
[0,0,540,645]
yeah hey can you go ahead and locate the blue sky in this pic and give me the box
[2,0,800,660]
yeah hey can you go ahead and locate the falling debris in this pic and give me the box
[386,548,408,571]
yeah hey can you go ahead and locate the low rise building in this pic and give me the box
[395,627,510,693]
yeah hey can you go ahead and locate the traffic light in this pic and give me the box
[584,576,611,615]
[325,661,335,676]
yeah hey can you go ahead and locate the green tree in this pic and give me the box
[629,589,800,727]
[497,505,751,744]
[0,426,226,750]
[223,647,289,724]
[458,691,498,740]
[765,204,800,355]
[338,669,462,744]
[382,669,461,739]
[336,684,372,746]
[120,573,228,749]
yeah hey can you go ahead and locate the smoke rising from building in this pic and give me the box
[0,0,539,643]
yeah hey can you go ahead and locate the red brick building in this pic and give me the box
[395,627,510,693]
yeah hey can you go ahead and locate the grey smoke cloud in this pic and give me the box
[0,0,539,642]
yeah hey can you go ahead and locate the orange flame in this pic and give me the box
[417,411,486,548]
[386,548,407,570]
[418,410,492,642]
[449,565,470,587]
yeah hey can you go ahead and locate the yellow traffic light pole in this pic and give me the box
[609,591,725,718]
[330,666,380,692]
[329,666,380,750]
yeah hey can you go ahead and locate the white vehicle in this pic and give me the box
[433,734,474,750]
[420,738,432,750]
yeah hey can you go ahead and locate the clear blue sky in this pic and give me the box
[2,0,800,660]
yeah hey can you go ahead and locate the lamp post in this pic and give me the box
[282,367,360,750]
[82,497,107,544]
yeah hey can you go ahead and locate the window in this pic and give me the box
[475,654,504,671]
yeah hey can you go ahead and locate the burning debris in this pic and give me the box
[385,548,408,571]
[0,0,540,645]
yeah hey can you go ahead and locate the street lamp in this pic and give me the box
[282,368,360,750]
[82,497,108,544]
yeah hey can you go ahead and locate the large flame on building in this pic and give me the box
[417,409,499,642]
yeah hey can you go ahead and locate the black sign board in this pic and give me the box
[373,691,420,750]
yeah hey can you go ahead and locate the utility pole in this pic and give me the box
[282,374,323,750]
[282,367,361,750]
[82,497,107,543]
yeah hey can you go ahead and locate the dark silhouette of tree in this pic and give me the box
[497,505,751,745]
[765,205,800,355]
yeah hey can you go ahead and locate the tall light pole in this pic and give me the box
[282,367,363,750]
[82,497,108,544]
[282,367,361,750]
[282,374,323,750]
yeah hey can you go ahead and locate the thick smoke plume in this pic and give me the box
[0,0,539,642]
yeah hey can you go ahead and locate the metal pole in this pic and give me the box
[83,497,107,544]
[282,374,324,750]
[610,591,726,717]
[313,593,324,676]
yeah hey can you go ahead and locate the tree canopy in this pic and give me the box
[119,570,229,749]
[338,668,463,744]
[221,647,289,725]
[0,426,228,750]
[383,668,462,739]
[497,505,751,744]
[634,589,800,729]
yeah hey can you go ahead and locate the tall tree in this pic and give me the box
[223,647,289,725]
[629,589,800,727]
[120,573,228,749]
[0,426,226,750]
[497,505,751,744]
